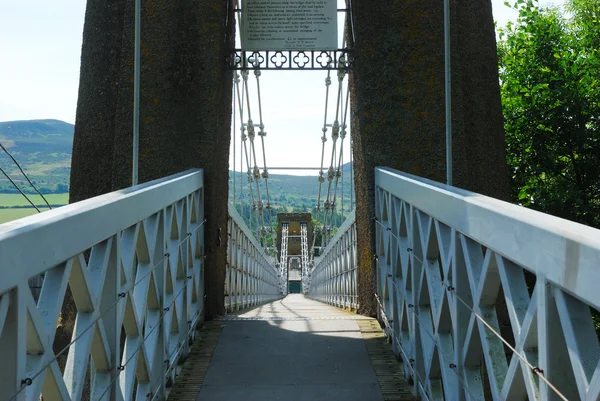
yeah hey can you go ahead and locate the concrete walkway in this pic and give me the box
[197,295,385,401]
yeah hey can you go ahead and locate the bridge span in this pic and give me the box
[1,167,599,401]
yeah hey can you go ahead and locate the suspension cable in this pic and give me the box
[254,69,274,245]
[321,59,348,247]
[324,83,351,239]
[0,166,40,212]
[243,72,266,245]
[235,72,260,233]
[0,142,52,209]
[312,68,333,254]
[319,27,350,246]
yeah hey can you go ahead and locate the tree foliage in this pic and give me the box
[498,0,600,227]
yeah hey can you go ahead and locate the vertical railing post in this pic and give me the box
[99,235,121,401]
[160,207,168,396]
[199,189,205,319]
[180,198,190,361]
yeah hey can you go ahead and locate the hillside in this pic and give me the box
[0,119,355,219]
[229,163,355,224]
[0,119,73,193]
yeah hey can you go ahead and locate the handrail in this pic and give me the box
[0,169,203,294]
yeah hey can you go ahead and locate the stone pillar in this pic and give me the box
[70,0,234,317]
[349,0,509,316]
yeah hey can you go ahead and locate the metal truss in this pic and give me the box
[373,167,600,401]
[0,170,205,401]
[307,210,358,311]
[300,223,310,294]
[225,206,282,312]
[278,223,289,295]
[228,49,354,71]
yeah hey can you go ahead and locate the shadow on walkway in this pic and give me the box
[171,295,413,401]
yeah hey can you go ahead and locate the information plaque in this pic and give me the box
[241,0,338,51]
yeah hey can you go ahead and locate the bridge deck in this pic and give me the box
[170,295,412,401]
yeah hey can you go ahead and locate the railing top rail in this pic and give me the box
[375,166,600,310]
[315,209,355,265]
[0,169,203,294]
[228,202,276,269]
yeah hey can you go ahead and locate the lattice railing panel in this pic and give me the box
[374,167,600,401]
[300,223,310,295]
[279,223,289,295]
[0,170,204,401]
[307,210,357,311]
[225,205,281,312]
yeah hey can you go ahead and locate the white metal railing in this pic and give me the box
[225,205,281,311]
[307,210,358,310]
[374,167,600,401]
[279,223,289,295]
[0,169,205,401]
[300,222,309,294]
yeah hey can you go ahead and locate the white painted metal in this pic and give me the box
[307,210,357,311]
[0,169,205,401]
[300,222,310,294]
[225,204,282,312]
[374,167,600,401]
[279,223,289,295]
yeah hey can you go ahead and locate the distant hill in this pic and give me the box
[0,119,74,193]
[0,119,355,216]
[228,162,355,216]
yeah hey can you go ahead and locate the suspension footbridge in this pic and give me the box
[1,0,599,400]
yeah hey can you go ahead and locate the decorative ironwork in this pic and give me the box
[228,49,354,70]
[293,52,310,68]
[270,51,288,68]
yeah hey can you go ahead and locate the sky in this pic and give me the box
[0,0,566,175]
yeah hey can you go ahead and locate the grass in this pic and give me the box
[0,193,68,224]
[0,193,69,207]
[0,207,52,224]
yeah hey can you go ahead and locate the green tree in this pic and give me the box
[498,0,600,227]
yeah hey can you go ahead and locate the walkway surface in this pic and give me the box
[170,295,412,401]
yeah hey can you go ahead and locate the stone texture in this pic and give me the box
[348,0,510,316]
[70,0,234,316]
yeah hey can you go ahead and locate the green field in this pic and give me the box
[0,193,69,207]
[0,208,52,224]
[0,193,68,224]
